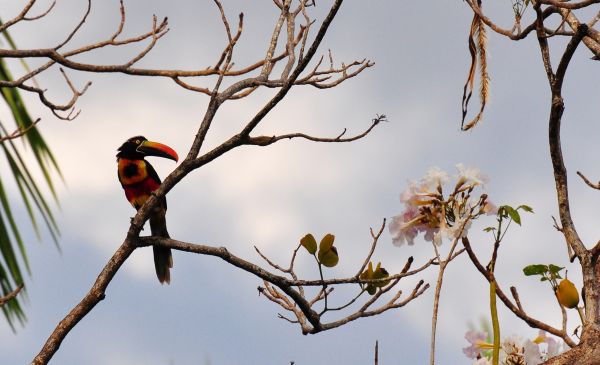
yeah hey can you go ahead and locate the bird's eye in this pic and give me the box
[135,139,141,144]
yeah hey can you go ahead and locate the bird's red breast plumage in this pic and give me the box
[118,158,161,210]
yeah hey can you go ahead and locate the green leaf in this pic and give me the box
[371,262,390,288]
[318,233,335,253]
[318,246,339,267]
[300,234,317,255]
[517,205,534,213]
[366,285,377,295]
[359,262,390,295]
[548,264,564,275]
[523,264,548,276]
[318,234,338,267]
[483,227,495,232]
[503,205,521,225]
[360,262,374,280]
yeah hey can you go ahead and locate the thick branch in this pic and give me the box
[546,24,588,260]
[138,236,428,334]
[540,0,600,10]
[139,236,430,287]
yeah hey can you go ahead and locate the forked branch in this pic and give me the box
[30,1,387,364]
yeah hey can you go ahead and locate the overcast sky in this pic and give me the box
[1,0,600,364]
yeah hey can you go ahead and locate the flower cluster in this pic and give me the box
[389,164,495,246]
[463,330,564,365]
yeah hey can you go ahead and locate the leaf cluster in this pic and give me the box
[523,263,564,288]
[301,233,339,267]
[359,262,390,295]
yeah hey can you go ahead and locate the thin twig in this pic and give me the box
[0,119,40,142]
[0,285,24,307]
[576,171,600,190]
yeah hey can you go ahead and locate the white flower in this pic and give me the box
[432,229,444,246]
[501,335,525,364]
[523,339,542,365]
[545,337,560,358]
[399,180,437,209]
[449,216,472,240]
[502,335,524,349]
[431,222,458,246]
[456,163,488,187]
[423,166,450,189]
[532,330,564,360]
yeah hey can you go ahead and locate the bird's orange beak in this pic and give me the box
[136,140,179,162]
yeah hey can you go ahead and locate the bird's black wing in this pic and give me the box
[145,160,167,210]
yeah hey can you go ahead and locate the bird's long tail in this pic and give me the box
[149,205,173,284]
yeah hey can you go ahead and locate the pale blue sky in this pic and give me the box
[1,0,600,364]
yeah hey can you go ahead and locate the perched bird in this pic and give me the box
[117,136,178,284]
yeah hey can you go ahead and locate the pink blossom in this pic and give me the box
[463,330,488,359]
[389,206,421,246]
[391,164,488,247]
[482,200,498,215]
[399,181,421,205]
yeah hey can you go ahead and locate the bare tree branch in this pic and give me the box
[0,0,40,33]
[546,23,589,263]
[135,235,429,335]
[0,119,40,142]
[247,114,385,147]
[540,0,600,10]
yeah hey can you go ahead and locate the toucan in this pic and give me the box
[117,136,179,284]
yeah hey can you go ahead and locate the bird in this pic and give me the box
[116,136,178,284]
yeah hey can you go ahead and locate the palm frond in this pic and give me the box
[0,20,61,329]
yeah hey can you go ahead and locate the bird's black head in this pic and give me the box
[117,136,148,159]
[116,136,178,161]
